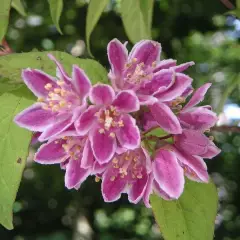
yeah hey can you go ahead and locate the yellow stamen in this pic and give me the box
[95,176,100,182]
[110,176,115,181]
[37,97,44,102]
[99,128,105,134]
[109,132,115,138]
[112,158,118,163]
[54,88,61,94]
[45,83,52,90]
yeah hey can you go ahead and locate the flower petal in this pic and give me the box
[116,114,140,149]
[107,39,128,78]
[179,107,218,131]
[173,147,209,182]
[153,149,184,199]
[150,102,182,134]
[139,69,174,95]
[48,54,71,83]
[22,68,57,97]
[153,59,177,73]
[154,73,193,102]
[172,61,195,72]
[182,83,212,112]
[90,84,115,106]
[72,65,91,101]
[137,94,158,105]
[81,139,94,169]
[14,103,56,131]
[200,141,221,159]
[90,127,117,164]
[143,173,154,208]
[174,129,210,156]
[35,139,68,164]
[75,105,99,135]
[128,170,148,204]
[102,167,126,202]
[65,159,90,189]
[112,90,140,113]
[129,40,161,66]
[153,180,172,200]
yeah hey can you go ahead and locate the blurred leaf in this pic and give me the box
[217,74,240,114]
[121,0,152,44]
[11,0,27,17]
[0,0,11,42]
[48,0,63,34]
[0,86,34,229]
[0,51,109,87]
[86,0,109,56]
[139,0,154,37]
[151,179,218,240]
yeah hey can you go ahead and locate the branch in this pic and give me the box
[220,0,235,10]
[211,125,240,133]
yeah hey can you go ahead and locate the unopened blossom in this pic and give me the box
[75,84,141,164]
[101,147,152,206]
[107,39,194,134]
[14,54,91,141]
[34,130,106,189]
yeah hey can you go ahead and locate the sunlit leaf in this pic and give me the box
[48,0,63,34]
[151,179,218,240]
[0,0,11,42]
[86,0,109,56]
[0,86,34,230]
[11,0,27,17]
[121,0,152,44]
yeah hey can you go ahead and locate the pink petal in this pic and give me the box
[81,139,94,169]
[137,94,158,105]
[48,54,71,83]
[129,40,161,66]
[173,147,209,182]
[22,68,57,98]
[35,139,68,164]
[150,102,182,134]
[60,159,69,170]
[112,90,140,113]
[139,69,174,96]
[72,65,91,100]
[128,171,148,204]
[172,61,195,72]
[65,159,90,189]
[90,84,115,106]
[75,105,99,135]
[14,103,56,131]
[141,111,158,131]
[102,167,126,202]
[116,114,140,149]
[90,127,117,164]
[153,180,172,200]
[174,129,210,156]
[200,142,221,159]
[179,107,218,131]
[92,162,108,175]
[143,173,154,208]
[154,73,193,102]
[182,83,212,112]
[153,149,184,199]
[107,39,128,78]
[181,86,194,98]
[153,59,177,73]
[31,132,41,145]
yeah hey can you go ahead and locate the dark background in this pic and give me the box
[0,0,240,239]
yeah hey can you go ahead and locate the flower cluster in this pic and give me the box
[14,39,220,207]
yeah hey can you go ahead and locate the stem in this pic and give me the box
[142,134,172,141]
[211,126,240,133]
[141,126,159,136]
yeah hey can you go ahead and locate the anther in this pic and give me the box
[209,136,214,141]
[110,176,115,181]
[95,176,100,182]
[109,132,115,138]
[45,83,52,90]
[99,128,105,134]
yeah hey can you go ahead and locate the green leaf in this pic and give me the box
[86,0,109,56]
[121,0,152,44]
[0,51,108,88]
[48,0,63,34]
[151,179,218,240]
[0,86,34,230]
[0,0,11,42]
[11,0,27,17]
[139,0,154,37]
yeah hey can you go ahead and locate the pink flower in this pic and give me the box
[34,130,106,189]
[75,84,141,164]
[14,54,91,142]
[101,147,152,206]
[107,39,194,134]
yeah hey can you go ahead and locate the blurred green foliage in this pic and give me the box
[0,0,239,239]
